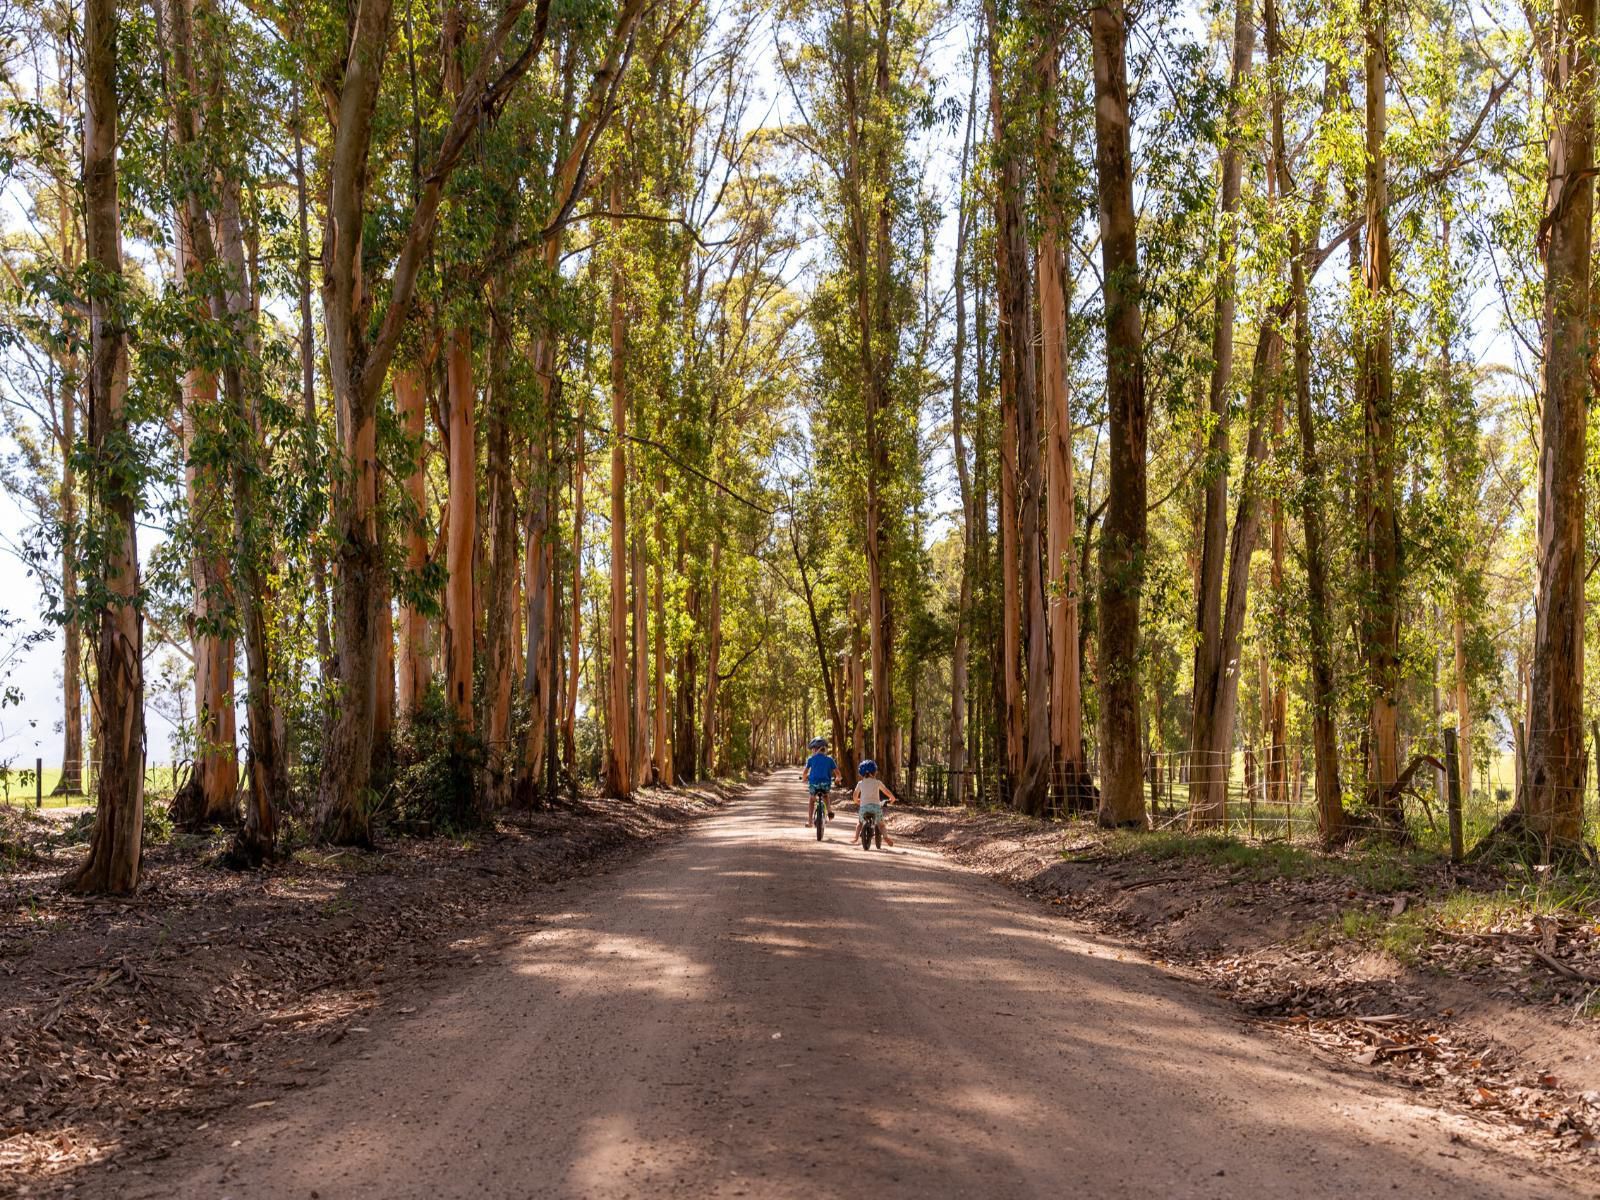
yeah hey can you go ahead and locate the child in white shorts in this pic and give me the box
[852,760,897,846]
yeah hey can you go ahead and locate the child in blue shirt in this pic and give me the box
[800,739,839,825]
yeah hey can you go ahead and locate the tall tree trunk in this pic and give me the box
[863,415,894,783]
[869,4,898,788]
[1268,2,1343,838]
[1191,325,1282,829]
[313,0,543,843]
[701,541,722,778]
[631,467,650,785]
[1036,27,1086,811]
[605,199,632,798]
[850,592,866,777]
[509,14,649,794]
[1262,100,1289,809]
[67,0,144,894]
[50,167,84,796]
[518,281,559,804]
[1440,214,1473,805]
[1523,0,1596,852]
[989,24,1023,793]
[212,144,283,861]
[313,0,408,844]
[482,305,519,811]
[439,5,474,737]
[294,106,331,687]
[373,552,395,761]
[444,327,477,734]
[652,471,671,785]
[839,0,899,787]
[948,90,975,803]
[520,480,554,801]
[162,0,237,829]
[1361,0,1402,828]
[396,367,432,715]
[991,26,1051,815]
[1267,367,1288,804]
[167,0,285,853]
[57,358,83,794]
[675,561,699,781]
[973,263,995,788]
[565,410,585,773]
[175,292,238,828]
[1454,609,1472,797]
[1089,0,1148,828]
[1188,0,1256,826]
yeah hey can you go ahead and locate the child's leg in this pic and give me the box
[882,815,895,846]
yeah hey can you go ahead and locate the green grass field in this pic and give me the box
[0,764,185,809]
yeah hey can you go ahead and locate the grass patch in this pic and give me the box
[1335,907,1431,962]
[1070,827,1426,890]
[289,846,389,874]
[1434,871,1600,931]
[1326,865,1600,967]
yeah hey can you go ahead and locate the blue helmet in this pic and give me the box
[809,737,828,750]
[857,759,877,777]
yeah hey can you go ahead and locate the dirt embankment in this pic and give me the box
[894,804,1600,1166]
[0,779,747,1188]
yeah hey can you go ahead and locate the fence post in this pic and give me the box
[35,757,42,809]
[1444,727,1464,864]
[1247,759,1256,838]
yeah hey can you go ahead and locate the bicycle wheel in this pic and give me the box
[861,819,873,850]
[814,801,825,841]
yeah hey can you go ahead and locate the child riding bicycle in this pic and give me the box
[852,759,896,847]
[800,738,839,826]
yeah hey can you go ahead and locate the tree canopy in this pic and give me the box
[0,0,1594,891]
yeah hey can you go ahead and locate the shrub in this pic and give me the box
[387,687,485,834]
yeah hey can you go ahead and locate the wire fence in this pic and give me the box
[898,738,1600,852]
[0,760,189,808]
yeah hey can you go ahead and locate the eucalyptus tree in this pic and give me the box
[778,0,938,789]
[161,0,291,858]
[1522,0,1596,855]
[1357,0,1404,828]
[160,0,239,830]
[310,0,644,842]
[65,0,144,892]
[1187,0,1257,827]
[986,0,1056,813]
[0,0,86,797]
[1034,9,1092,811]
[1088,0,1148,827]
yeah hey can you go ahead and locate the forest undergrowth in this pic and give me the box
[893,805,1600,1173]
[0,776,748,1192]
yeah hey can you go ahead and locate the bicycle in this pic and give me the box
[859,806,884,850]
[810,785,832,841]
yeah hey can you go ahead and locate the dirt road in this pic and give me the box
[104,777,1558,1198]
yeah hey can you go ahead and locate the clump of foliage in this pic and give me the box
[386,688,487,836]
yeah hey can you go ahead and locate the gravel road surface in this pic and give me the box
[109,776,1556,1198]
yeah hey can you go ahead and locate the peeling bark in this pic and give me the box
[1089,0,1148,828]
[66,0,144,894]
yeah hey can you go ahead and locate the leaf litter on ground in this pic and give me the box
[893,804,1600,1171]
[0,781,740,1191]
